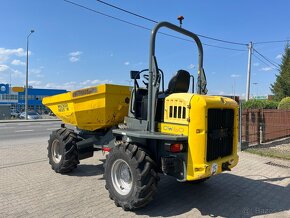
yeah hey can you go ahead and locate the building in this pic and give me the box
[0,84,18,109]
[0,83,67,114]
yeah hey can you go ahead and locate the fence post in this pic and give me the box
[259,109,265,143]
[239,101,242,151]
[257,109,261,145]
[243,109,249,150]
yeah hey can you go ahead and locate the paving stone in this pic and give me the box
[0,138,290,217]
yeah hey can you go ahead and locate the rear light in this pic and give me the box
[102,147,111,152]
[170,143,183,153]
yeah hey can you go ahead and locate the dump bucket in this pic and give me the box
[43,84,131,131]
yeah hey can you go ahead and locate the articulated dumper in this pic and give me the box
[43,22,239,211]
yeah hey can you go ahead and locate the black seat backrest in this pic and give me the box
[134,88,148,119]
[166,70,190,94]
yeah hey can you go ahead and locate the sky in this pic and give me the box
[0,0,289,98]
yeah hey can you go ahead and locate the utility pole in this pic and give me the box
[246,42,253,101]
[25,30,35,120]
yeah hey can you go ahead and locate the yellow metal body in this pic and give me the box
[42,84,131,131]
[159,93,239,181]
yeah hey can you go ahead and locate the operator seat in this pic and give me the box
[166,69,190,94]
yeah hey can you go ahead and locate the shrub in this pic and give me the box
[278,97,290,109]
[242,99,279,109]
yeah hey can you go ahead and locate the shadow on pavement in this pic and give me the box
[66,163,104,177]
[135,173,290,218]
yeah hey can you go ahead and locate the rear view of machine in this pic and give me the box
[43,21,239,211]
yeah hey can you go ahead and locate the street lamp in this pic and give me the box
[25,30,35,120]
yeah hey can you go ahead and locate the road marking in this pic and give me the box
[15,130,34,133]
[17,123,34,126]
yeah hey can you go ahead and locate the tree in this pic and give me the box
[270,43,290,101]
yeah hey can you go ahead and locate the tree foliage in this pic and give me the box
[270,43,290,101]
[278,97,290,109]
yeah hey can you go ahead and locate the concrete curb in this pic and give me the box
[0,119,61,124]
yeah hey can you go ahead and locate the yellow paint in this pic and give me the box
[161,93,239,181]
[164,93,193,125]
[42,84,131,131]
[186,95,239,181]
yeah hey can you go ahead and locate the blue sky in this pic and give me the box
[0,0,289,98]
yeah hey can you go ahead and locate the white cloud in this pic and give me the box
[11,69,25,78]
[69,56,80,63]
[230,74,241,78]
[80,79,112,86]
[0,48,27,57]
[30,67,44,78]
[261,67,273,71]
[0,48,30,64]
[0,65,25,79]
[253,62,260,67]
[29,80,42,86]
[68,51,82,63]
[124,61,130,66]
[275,54,282,59]
[0,56,9,63]
[11,59,25,66]
[43,79,113,91]
[69,51,82,56]
[0,64,9,72]
[188,64,195,69]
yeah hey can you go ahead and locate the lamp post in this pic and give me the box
[25,30,35,120]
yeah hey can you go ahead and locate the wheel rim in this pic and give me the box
[111,159,133,195]
[51,139,62,163]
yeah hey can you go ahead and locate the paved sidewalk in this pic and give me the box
[0,138,290,218]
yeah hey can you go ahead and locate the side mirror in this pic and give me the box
[130,71,140,79]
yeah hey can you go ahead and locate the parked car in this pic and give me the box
[19,111,42,120]
[11,109,20,118]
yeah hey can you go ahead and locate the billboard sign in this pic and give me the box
[0,84,9,94]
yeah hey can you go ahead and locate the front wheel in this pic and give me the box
[104,143,159,211]
[47,128,79,173]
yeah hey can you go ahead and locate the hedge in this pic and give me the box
[242,99,279,109]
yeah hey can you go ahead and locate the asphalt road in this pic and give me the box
[0,120,64,144]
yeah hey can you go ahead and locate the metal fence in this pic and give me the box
[241,109,290,148]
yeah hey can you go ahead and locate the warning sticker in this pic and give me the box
[72,87,97,98]
[58,103,69,112]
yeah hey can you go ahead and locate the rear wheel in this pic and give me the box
[104,143,159,210]
[48,128,79,173]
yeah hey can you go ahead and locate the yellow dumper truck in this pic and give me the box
[43,22,239,211]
